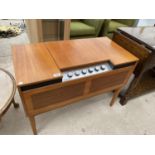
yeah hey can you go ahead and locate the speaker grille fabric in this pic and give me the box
[32,82,85,109]
[90,70,128,92]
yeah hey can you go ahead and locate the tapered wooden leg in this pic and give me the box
[12,98,19,108]
[110,88,121,106]
[29,116,37,135]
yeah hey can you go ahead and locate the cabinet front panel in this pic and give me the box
[90,69,129,93]
[31,82,85,110]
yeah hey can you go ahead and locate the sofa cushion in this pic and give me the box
[82,19,98,27]
[108,21,126,33]
[113,19,137,26]
[70,21,95,37]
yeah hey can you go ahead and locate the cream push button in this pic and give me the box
[82,69,87,74]
[100,65,105,70]
[75,71,80,76]
[67,72,73,77]
[88,68,93,73]
[95,66,100,71]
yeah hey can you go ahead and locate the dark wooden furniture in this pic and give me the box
[0,68,19,120]
[113,27,155,105]
[12,37,138,134]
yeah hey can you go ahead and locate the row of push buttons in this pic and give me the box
[62,63,112,82]
[67,65,105,78]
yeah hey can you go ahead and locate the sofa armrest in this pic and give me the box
[102,19,111,36]
[82,19,104,37]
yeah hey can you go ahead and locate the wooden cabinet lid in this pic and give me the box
[12,37,138,86]
[45,37,138,70]
[12,43,62,86]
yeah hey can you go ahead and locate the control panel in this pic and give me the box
[62,62,113,82]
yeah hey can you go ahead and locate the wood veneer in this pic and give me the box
[113,31,149,75]
[113,27,155,105]
[12,37,138,134]
[12,43,62,86]
[46,37,138,70]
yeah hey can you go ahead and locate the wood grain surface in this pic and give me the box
[45,37,138,70]
[12,43,62,86]
[12,37,139,134]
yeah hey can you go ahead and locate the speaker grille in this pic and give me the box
[32,82,85,109]
[90,70,128,92]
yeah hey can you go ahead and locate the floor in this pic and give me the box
[0,20,155,135]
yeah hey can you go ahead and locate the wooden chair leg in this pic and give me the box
[29,116,37,135]
[12,98,19,108]
[120,96,128,105]
[110,88,121,106]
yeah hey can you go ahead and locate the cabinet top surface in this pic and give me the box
[118,27,155,50]
[12,37,138,86]
[46,37,138,70]
[12,43,62,86]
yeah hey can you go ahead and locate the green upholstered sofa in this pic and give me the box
[70,19,104,39]
[102,19,138,38]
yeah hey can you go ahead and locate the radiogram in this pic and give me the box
[12,37,138,134]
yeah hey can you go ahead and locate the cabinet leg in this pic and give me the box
[110,88,121,106]
[29,116,37,135]
[12,98,19,108]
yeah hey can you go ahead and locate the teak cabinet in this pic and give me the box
[12,37,138,134]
